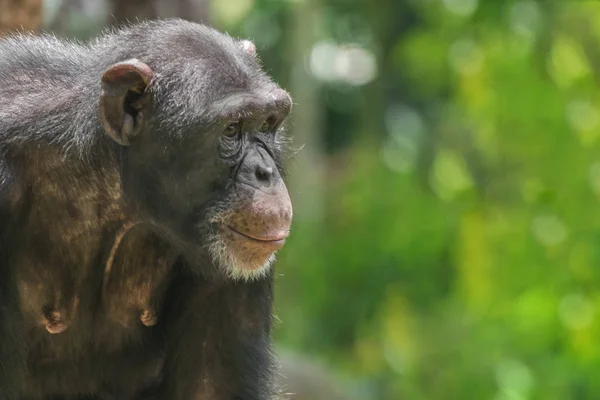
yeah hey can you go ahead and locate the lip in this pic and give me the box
[224,225,289,247]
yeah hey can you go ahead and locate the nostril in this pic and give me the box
[255,165,273,182]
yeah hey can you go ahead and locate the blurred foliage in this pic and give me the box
[229,1,600,399]
[41,0,600,398]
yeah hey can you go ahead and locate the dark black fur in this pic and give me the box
[0,19,292,399]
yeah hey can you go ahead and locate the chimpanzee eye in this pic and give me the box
[224,122,241,137]
[259,121,270,133]
[259,116,276,133]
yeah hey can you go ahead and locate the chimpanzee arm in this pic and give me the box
[160,266,277,400]
[0,169,25,399]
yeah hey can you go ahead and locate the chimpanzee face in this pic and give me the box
[98,27,293,280]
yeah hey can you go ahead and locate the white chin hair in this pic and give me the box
[207,236,276,282]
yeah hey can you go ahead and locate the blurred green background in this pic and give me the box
[7,0,600,398]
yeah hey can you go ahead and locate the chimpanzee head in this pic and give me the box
[97,20,293,281]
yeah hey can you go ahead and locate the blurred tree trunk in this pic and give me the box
[0,0,42,35]
[287,0,325,223]
[108,0,209,24]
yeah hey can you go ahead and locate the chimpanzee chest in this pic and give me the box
[16,227,177,398]
[15,188,178,397]
[16,157,176,331]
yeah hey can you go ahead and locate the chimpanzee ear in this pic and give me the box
[240,40,257,56]
[98,59,154,146]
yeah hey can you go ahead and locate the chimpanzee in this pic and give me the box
[0,18,293,400]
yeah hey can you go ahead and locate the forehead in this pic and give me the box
[146,23,281,123]
[157,26,267,94]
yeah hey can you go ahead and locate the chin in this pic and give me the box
[205,224,284,282]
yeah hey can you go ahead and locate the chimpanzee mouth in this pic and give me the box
[223,224,288,247]
[205,223,287,277]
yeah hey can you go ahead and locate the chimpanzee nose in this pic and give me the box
[255,165,273,182]
[237,146,279,190]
